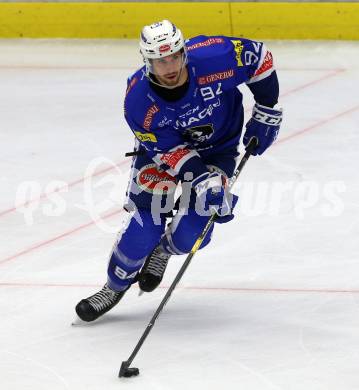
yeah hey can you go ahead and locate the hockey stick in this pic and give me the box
[119,137,258,378]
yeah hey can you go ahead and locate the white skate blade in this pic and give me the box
[71,316,88,326]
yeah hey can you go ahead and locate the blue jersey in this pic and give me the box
[124,35,277,179]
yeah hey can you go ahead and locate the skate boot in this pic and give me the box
[138,245,171,292]
[75,283,128,322]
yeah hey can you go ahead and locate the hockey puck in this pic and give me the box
[122,367,139,378]
[119,361,140,378]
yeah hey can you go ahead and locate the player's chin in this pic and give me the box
[162,74,178,85]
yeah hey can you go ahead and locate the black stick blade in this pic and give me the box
[119,361,140,378]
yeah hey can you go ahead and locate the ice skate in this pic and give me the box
[75,283,128,322]
[138,246,171,292]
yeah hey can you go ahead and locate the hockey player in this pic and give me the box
[75,20,282,322]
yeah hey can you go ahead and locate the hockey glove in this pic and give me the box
[243,103,283,155]
[193,172,238,223]
[214,194,238,224]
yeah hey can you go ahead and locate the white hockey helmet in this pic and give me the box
[139,20,186,73]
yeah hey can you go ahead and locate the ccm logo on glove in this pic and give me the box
[244,102,283,156]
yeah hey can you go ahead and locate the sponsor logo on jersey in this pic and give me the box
[134,131,157,143]
[137,164,177,194]
[175,99,221,128]
[158,116,173,127]
[143,104,160,130]
[160,148,191,170]
[159,44,171,53]
[197,69,234,85]
[230,40,244,67]
[254,51,274,77]
[187,37,225,51]
[178,105,200,119]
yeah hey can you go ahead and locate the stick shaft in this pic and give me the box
[121,137,258,369]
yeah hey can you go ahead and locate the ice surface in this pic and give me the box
[0,39,358,389]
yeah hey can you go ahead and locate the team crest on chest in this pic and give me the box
[183,124,214,143]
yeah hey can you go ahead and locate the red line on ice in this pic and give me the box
[0,160,130,219]
[0,281,358,295]
[243,69,344,114]
[279,68,345,98]
[275,104,359,145]
[0,208,123,266]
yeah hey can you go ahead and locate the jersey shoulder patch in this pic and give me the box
[237,38,275,83]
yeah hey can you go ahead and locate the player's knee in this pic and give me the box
[119,208,165,259]
[165,211,214,254]
[107,209,165,290]
[171,226,213,254]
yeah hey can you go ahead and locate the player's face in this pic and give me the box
[151,52,187,87]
